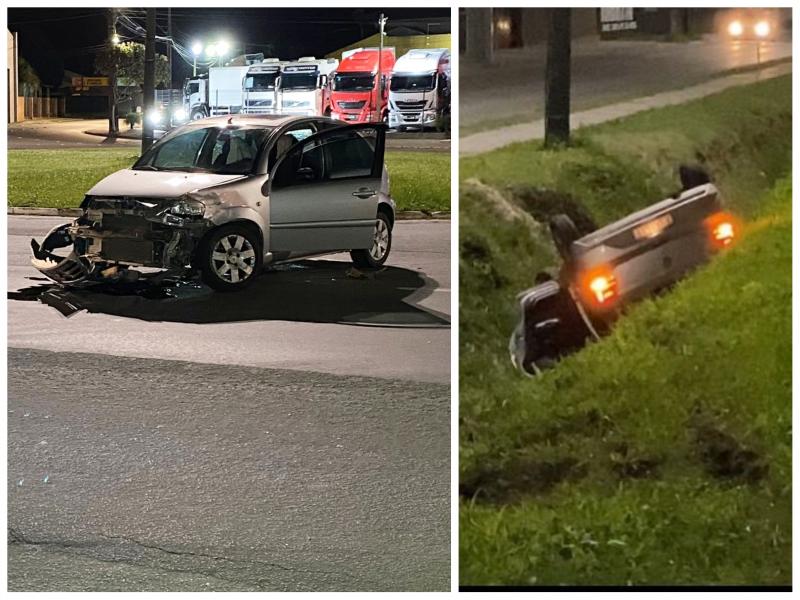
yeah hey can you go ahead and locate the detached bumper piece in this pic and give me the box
[30,224,93,285]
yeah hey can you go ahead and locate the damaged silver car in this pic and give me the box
[31,115,395,291]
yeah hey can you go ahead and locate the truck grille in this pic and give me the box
[246,99,273,107]
[337,100,366,110]
[395,100,426,110]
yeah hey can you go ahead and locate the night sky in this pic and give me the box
[8,7,451,88]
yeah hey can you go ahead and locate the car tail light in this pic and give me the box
[581,267,617,306]
[705,212,737,248]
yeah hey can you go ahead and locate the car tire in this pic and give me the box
[198,224,262,292]
[350,211,392,268]
[550,214,580,261]
[190,108,207,121]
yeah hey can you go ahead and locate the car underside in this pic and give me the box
[510,166,737,376]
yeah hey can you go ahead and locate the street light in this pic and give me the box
[111,32,121,45]
[191,41,202,76]
[216,40,230,66]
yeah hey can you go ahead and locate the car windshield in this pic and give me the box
[281,71,318,90]
[333,72,374,91]
[390,74,436,92]
[133,126,271,175]
[244,72,279,91]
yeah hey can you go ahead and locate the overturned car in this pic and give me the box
[510,167,737,376]
[32,115,395,292]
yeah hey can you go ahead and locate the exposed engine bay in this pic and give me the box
[30,196,213,286]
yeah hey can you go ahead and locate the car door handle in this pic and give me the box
[352,188,375,199]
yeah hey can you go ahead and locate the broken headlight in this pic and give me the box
[169,199,205,217]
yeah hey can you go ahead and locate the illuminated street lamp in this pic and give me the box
[191,41,202,76]
[216,40,230,66]
[111,32,121,45]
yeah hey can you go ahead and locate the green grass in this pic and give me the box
[460,76,792,585]
[7,149,450,213]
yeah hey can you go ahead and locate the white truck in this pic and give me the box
[181,65,251,120]
[388,48,451,131]
[242,58,284,115]
[277,57,339,116]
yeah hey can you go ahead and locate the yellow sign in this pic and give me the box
[71,77,110,90]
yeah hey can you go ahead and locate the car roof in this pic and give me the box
[180,114,334,130]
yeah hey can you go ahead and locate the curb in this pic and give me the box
[8,207,450,220]
[84,129,140,140]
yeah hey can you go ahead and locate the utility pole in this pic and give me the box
[376,13,386,123]
[142,8,156,153]
[106,7,119,134]
[465,8,494,64]
[544,8,571,147]
[167,8,172,90]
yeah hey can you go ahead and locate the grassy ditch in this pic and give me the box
[460,75,791,585]
[7,148,450,213]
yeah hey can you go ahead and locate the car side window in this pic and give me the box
[272,140,325,189]
[323,128,377,180]
[271,126,377,189]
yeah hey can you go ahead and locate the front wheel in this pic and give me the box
[198,224,262,291]
[190,107,207,121]
[350,212,392,268]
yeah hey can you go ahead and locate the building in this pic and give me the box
[459,8,756,62]
[7,29,19,123]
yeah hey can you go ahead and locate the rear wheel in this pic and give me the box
[190,107,207,121]
[199,224,262,291]
[550,214,580,262]
[351,212,392,268]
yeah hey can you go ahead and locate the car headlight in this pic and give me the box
[169,199,205,217]
[728,20,743,37]
[754,20,771,38]
[173,108,187,122]
[147,110,163,125]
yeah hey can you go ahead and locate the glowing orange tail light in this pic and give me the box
[583,268,617,306]
[705,212,737,248]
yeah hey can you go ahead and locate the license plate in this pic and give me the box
[634,214,674,240]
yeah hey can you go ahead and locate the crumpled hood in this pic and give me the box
[87,169,246,198]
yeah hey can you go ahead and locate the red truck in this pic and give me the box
[330,47,396,123]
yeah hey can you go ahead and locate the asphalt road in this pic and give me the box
[461,35,793,132]
[8,217,450,384]
[7,217,451,591]
[8,349,450,591]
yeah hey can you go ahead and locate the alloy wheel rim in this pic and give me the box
[211,234,256,284]
[369,218,389,261]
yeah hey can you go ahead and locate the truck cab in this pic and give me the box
[242,58,284,114]
[277,57,339,116]
[330,48,395,124]
[388,48,451,131]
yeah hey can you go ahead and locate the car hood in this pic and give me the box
[87,169,247,198]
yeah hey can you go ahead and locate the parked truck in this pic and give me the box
[242,58,284,114]
[181,65,251,120]
[277,57,339,116]
[329,47,395,123]
[388,48,451,131]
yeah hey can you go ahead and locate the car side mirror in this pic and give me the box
[296,166,315,181]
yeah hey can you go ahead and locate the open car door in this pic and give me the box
[268,123,386,253]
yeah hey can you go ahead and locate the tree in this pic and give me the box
[544,8,571,147]
[18,56,41,97]
[95,42,169,135]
